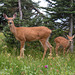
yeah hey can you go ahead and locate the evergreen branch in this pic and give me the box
[32,6,45,17]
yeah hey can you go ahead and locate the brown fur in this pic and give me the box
[54,35,74,55]
[3,13,52,59]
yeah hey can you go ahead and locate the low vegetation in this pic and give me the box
[0,32,75,75]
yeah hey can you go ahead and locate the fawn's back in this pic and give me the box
[54,36,69,48]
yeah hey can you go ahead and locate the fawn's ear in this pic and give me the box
[13,13,17,19]
[67,35,69,38]
[67,35,75,39]
[67,35,71,39]
[3,14,8,19]
[72,34,75,38]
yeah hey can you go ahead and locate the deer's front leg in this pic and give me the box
[20,41,25,58]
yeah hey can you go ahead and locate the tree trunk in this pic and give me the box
[69,14,73,53]
[69,0,73,52]
[18,0,22,20]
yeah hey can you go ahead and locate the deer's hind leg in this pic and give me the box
[46,37,52,56]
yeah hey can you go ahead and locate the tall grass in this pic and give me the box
[0,33,75,75]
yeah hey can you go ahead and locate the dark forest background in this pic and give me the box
[0,0,75,51]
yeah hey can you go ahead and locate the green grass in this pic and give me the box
[0,33,75,75]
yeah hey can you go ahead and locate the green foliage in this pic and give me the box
[0,48,75,75]
[1,0,54,47]
[0,0,18,30]
[0,0,42,47]
[0,0,75,50]
[45,0,75,31]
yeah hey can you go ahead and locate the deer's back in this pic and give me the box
[16,26,52,41]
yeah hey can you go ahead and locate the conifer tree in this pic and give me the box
[45,0,75,52]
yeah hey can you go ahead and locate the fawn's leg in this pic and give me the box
[55,43,60,56]
[63,48,66,55]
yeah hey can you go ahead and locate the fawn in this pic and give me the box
[54,35,75,55]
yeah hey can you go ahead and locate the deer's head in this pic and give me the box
[67,35,75,42]
[3,13,16,26]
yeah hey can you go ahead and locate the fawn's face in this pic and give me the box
[67,35,75,42]
[3,13,16,26]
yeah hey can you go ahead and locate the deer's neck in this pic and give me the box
[9,23,17,35]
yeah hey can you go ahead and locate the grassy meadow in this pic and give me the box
[0,33,75,75]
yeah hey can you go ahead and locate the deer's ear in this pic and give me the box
[3,14,8,19]
[13,13,17,19]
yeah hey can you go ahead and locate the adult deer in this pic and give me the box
[3,13,52,59]
[54,35,75,55]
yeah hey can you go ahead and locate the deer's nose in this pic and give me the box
[69,40,72,42]
[9,22,12,24]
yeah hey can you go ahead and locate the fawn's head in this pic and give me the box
[67,35,75,42]
[3,13,16,26]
